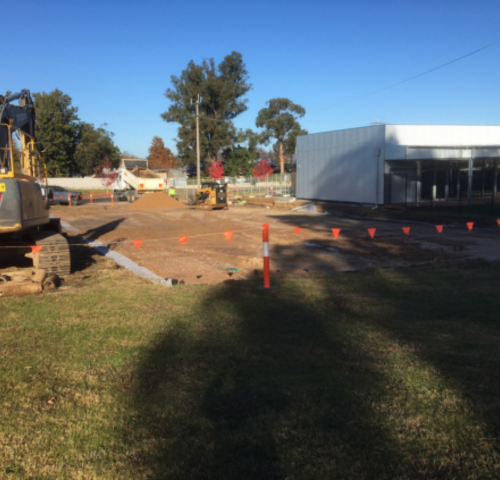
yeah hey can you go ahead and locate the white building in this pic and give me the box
[296,125,500,206]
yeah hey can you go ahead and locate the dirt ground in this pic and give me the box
[47,201,500,285]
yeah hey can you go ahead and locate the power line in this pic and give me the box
[310,39,500,112]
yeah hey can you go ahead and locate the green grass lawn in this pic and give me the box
[1,261,500,479]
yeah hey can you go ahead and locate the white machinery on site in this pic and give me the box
[113,158,165,203]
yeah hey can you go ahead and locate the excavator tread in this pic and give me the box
[31,232,71,277]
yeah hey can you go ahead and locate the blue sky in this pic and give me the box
[4,0,500,157]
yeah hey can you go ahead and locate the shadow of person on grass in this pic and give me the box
[127,275,406,479]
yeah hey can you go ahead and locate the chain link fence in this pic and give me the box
[171,174,295,202]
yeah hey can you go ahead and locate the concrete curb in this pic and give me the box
[59,219,173,287]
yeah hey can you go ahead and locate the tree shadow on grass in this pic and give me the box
[351,261,500,442]
[126,262,500,479]
[127,277,406,479]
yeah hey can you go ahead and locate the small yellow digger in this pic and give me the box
[191,182,228,210]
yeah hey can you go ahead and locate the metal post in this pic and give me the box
[405,173,408,208]
[192,95,202,190]
[492,170,495,215]
[374,148,381,207]
[467,154,473,206]
[445,161,450,201]
[494,159,498,213]
[458,185,461,213]
[432,161,437,202]
[482,159,485,198]
[416,160,422,203]
[195,99,201,190]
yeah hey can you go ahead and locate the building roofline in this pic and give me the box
[298,124,500,138]
[385,124,500,127]
[298,124,384,137]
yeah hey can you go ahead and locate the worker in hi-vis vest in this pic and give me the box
[168,185,176,197]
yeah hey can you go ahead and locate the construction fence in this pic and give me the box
[171,173,296,201]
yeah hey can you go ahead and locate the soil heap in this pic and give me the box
[130,168,160,179]
[129,192,188,210]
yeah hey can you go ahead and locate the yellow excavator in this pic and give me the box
[191,182,228,210]
[0,90,70,280]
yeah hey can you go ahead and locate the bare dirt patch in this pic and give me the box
[129,192,187,210]
[51,205,500,286]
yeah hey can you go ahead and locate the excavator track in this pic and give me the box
[29,232,71,277]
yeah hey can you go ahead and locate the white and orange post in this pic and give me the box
[90,192,93,204]
[262,223,271,288]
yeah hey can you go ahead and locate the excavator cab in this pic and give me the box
[192,182,228,210]
[0,91,49,232]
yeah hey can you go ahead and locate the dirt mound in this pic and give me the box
[129,192,187,210]
[130,168,160,179]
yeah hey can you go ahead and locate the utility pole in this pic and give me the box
[192,95,202,190]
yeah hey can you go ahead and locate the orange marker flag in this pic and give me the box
[294,227,302,234]
[132,240,143,250]
[467,222,474,231]
[436,225,443,233]
[223,231,233,243]
[497,219,500,227]
[331,228,341,239]
[402,227,410,235]
[179,236,189,245]
[368,228,376,239]
[31,245,43,254]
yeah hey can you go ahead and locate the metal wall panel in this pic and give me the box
[386,125,500,147]
[385,144,407,160]
[474,148,500,157]
[297,124,500,205]
[296,125,385,203]
[407,148,471,159]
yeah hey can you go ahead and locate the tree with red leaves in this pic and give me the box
[95,155,118,190]
[209,160,224,180]
[253,158,274,181]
